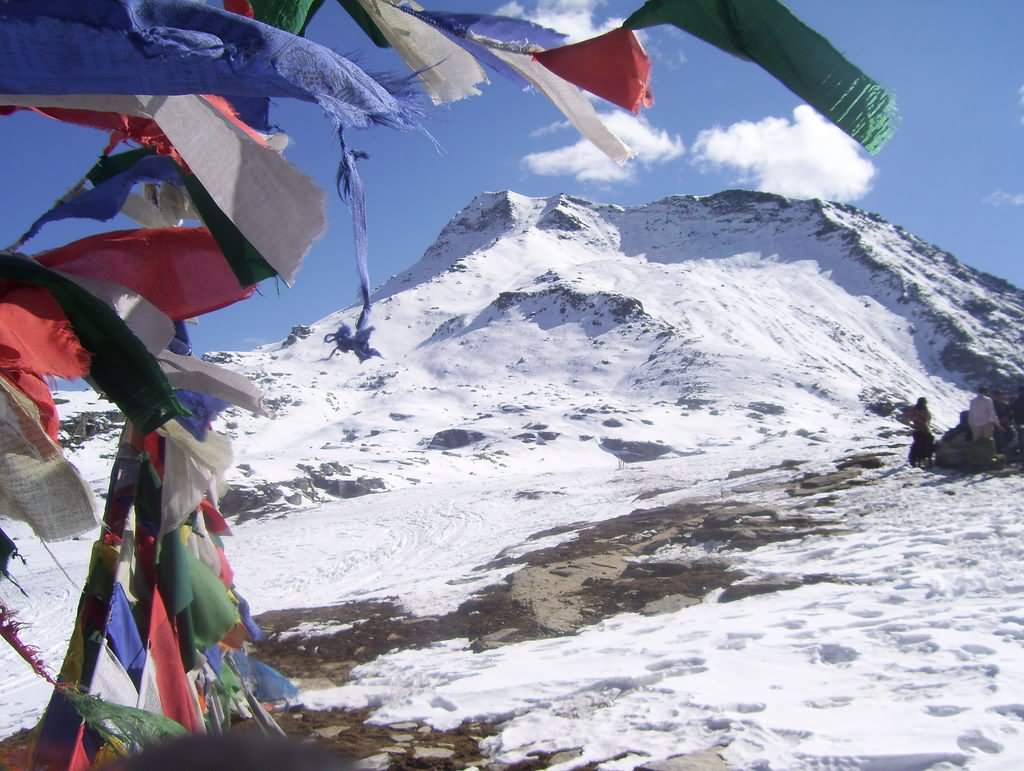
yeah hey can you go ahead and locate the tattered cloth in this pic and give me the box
[0,255,186,433]
[622,0,898,153]
[0,374,97,541]
[0,1,422,134]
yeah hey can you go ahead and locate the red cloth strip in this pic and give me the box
[534,28,654,113]
[149,587,202,732]
[0,286,88,437]
[35,228,255,321]
[223,0,255,18]
[0,286,91,379]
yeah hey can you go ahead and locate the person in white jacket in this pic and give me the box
[968,387,1002,441]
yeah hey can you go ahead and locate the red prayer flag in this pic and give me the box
[35,228,255,321]
[148,588,202,732]
[200,499,232,536]
[0,286,89,437]
[223,0,255,18]
[0,286,91,379]
[533,27,654,113]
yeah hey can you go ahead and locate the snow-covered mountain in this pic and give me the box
[6,189,1024,770]
[202,188,1023,516]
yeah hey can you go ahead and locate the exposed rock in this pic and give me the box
[219,483,283,517]
[427,429,486,450]
[351,753,390,770]
[413,746,455,759]
[599,438,673,463]
[334,478,386,499]
[59,410,124,449]
[638,749,729,771]
[282,324,312,347]
[935,435,1006,472]
[746,401,785,416]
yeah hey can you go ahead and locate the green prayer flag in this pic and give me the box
[0,256,186,433]
[334,0,391,47]
[249,0,390,47]
[64,689,188,751]
[88,150,278,287]
[623,0,898,153]
[181,176,277,287]
[184,548,238,649]
[249,0,319,34]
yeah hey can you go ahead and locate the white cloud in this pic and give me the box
[690,106,876,202]
[521,112,684,184]
[986,191,1024,206]
[530,119,572,138]
[495,0,619,43]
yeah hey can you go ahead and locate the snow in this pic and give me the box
[281,460,1024,770]
[2,190,1023,769]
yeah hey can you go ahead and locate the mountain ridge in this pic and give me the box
[59,188,1024,519]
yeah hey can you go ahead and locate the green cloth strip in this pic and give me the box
[0,256,186,433]
[249,0,390,46]
[623,0,898,154]
[87,150,278,288]
[64,689,187,752]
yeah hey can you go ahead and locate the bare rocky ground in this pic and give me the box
[1,447,916,770]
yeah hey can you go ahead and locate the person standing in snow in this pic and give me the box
[992,389,1013,452]
[967,387,1002,442]
[1011,386,1024,455]
[903,397,934,467]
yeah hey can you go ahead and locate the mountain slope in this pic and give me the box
[205,189,1022,514]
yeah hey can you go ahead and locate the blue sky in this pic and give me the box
[2,0,1022,355]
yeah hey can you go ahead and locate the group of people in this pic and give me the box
[903,386,1024,467]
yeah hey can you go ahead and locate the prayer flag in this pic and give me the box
[534,28,653,113]
[622,0,897,153]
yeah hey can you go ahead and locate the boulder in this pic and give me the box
[427,429,485,450]
[599,438,673,463]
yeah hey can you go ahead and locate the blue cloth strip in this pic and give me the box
[169,320,192,356]
[236,592,264,642]
[398,9,567,89]
[16,155,183,246]
[0,0,422,134]
[173,389,231,441]
[413,11,567,49]
[106,582,146,690]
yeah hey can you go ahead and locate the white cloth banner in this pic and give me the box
[157,350,265,417]
[89,642,140,709]
[136,649,165,716]
[0,375,97,541]
[487,48,633,164]
[56,273,175,356]
[355,0,487,105]
[158,421,233,537]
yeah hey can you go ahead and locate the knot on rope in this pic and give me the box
[323,321,381,363]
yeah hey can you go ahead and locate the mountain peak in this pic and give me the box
[221,188,1024,509]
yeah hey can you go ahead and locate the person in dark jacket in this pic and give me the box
[903,397,935,467]
[1011,386,1024,456]
[993,389,1013,453]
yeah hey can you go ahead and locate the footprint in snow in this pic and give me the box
[957,730,1003,754]
[924,704,970,717]
[814,643,860,664]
